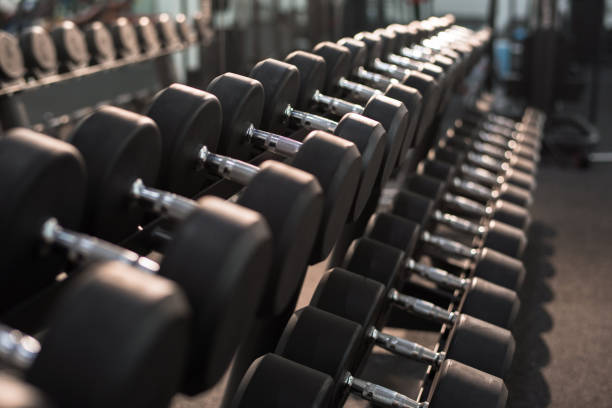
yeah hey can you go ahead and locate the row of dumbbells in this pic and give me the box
[0,15,544,408]
[0,12,208,84]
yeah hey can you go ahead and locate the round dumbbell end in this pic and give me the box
[428,359,508,408]
[238,160,323,315]
[446,314,515,378]
[493,199,531,231]
[163,197,273,393]
[28,261,191,408]
[69,106,161,243]
[499,182,533,207]
[461,277,521,329]
[291,131,361,263]
[284,51,327,109]
[343,237,405,289]
[231,354,334,408]
[474,247,526,291]
[483,220,527,258]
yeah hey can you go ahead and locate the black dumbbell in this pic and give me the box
[0,261,191,408]
[72,103,323,318]
[275,53,409,179]
[175,13,198,45]
[402,172,531,231]
[19,26,59,78]
[135,16,161,56]
[345,233,519,328]
[310,41,424,162]
[353,31,441,149]
[466,102,544,138]
[366,211,525,293]
[423,150,535,208]
[0,31,26,84]
[50,21,89,71]
[456,115,541,155]
[275,306,507,408]
[207,71,382,221]
[0,129,273,394]
[146,84,346,266]
[109,17,141,59]
[83,21,115,65]
[250,56,407,186]
[387,187,526,259]
[154,13,181,51]
[439,127,537,176]
[311,268,514,377]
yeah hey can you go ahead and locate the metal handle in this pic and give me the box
[398,46,431,62]
[199,146,259,186]
[41,218,159,273]
[285,105,338,133]
[460,163,502,187]
[0,325,39,370]
[467,151,508,173]
[388,289,456,324]
[405,258,469,290]
[355,66,397,88]
[369,327,444,366]
[337,77,380,100]
[373,58,410,80]
[246,124,301,158]
[471,141,512,161]
[347,375,428,408]
[451,177,494,201]
[433,209,485,236]
[477,130,516,150]
[311,90,364,116]
[421,230,479,259]
[443,192,491,217]
[131,179,199,220]
[387,53,420,70]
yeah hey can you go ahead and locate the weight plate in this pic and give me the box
[110,17,140,59]
[284,51,327,110]
[85,21,115,64]
[19,26,58,74]
[0,31,25,80]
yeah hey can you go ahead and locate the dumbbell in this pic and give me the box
[146,84,349,265]
[461,104,543,141]
[175,13,198,45]
[0,31,26,84]
[0,128,273,394]
[424,147,535,207]
[19,26,58,78]
[274,306,507,408]
[270,54,409,180]
[439,126,538,176]
[49,21,89,71]
[335,37,424,162]
[387,186,526,259]
[72,103,323,318]
[309,42,425,160]
[207,72,382,221]
[109,17,141,59]
[352,31,442,148]
[402,172,531,231]
[134,16,162,56]
[455,117,542,159]
[0,261,191,408]
[311,268,514,377]
[83,21,115,65]
[366,211,525,293]
[154,13,181,51]
[0,373,52,407]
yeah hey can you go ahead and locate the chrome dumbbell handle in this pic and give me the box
[311,90,365,116]
[443,192,492,217]
[372,58,410,81]
[421,230,479,260]
[131,179,199,220]
[432,209,485,236]
[41,218,159,273]
[388,289,457,324]
[460,163,504,187]
[368,327,445,366]
[337,77,382,101]
[284,105,338,133]
[245,124,302,158]
[346,374,428,408]
[405,258,470,290]
[451,177,495,202]
[199,146,260,186]
[355,66,398,88]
